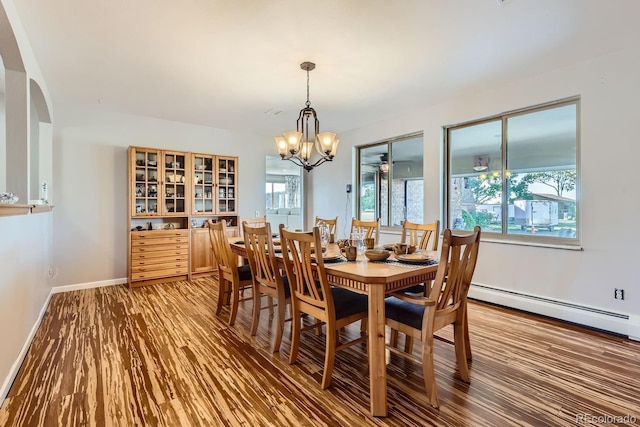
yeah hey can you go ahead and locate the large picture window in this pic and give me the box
[445,98,579,243]
[357,133,424,227]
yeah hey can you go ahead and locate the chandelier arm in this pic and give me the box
[308,156,333,169]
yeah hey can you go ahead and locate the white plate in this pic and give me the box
[396,253,434,264]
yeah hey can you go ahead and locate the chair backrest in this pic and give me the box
[208,219,239,280]
[428,226,481,312]
[279,225,334,318]
[350,217,380,244]
[401,219,440,251]
[314,216,338,242]
[239,215,267,237]
[242,221,282,293]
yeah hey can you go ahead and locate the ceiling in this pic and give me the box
[8,0,639,139]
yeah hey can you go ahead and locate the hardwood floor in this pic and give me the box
[1,277,638,426]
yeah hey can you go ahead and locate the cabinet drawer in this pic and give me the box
[131,249,189,260]
[131,266,189,281]
[131,230,188,240]
[131,261,189,274]
[131,254,188,267]
[131,243,189,253]
[131,236,189,246]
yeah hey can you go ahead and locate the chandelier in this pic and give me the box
[274,61,339,172]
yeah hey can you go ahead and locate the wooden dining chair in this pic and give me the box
[314,216,338,242]
[350,217,380,245]
[391,219,441,350]
[208,219,253,326]
[279,224,368,389]
[401,219,440,251]
[242,221,291,353]
[384,226,481,408]
[239,215,267,238]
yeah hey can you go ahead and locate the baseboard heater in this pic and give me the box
[468,283,635,340]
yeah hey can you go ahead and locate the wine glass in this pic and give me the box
[351,227,365,257]
[318,221,330,251]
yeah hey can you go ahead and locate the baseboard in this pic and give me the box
[469,283,633,339]
[51,277,128,294]
[628,315,640,341]
[1,277,127,408]
[0,289,54,407]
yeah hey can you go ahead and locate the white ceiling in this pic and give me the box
[9,0,640,138]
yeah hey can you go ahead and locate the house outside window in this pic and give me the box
[357,133,424,228]
[445,97,579,244]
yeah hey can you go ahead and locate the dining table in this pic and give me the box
[229,238,438,417]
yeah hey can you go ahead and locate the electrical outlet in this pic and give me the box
[614,288,624,300]
[255,210,260,217]
[346,184,352,193]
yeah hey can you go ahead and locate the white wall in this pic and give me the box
[51,106,269,286]
[312,45,640,335]
[0,0,55,404]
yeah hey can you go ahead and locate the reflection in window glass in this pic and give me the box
[446,99,578,242]
[357,134,423,227]
[265,155,302,210]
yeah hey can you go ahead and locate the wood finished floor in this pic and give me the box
[1,277,638,426]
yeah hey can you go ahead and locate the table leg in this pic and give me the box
[368,284,387,417]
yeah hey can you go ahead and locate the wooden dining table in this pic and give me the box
[229,239,438,417]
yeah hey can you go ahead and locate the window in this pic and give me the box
[357,133,424,227]
[265,155,302,210]
[445,98,579,243]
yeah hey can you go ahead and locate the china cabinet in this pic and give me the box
[128,146,239,287]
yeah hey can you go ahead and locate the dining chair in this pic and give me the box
[208,219,253,326]
[314,216,338,242]
[350,217,380,245]
[391,219,441,350]
[242,221,291,353]
[239,215,267,238]
[279,224,369,389]
[401,219,440,251]
[384,226,481,408]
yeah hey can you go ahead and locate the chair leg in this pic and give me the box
[215,279,227,315]
[268,296,274,318]
[454,319,470,382]
[272,299,286,353]
[390,329,399,347]
[404,336,414,354]
[422,336,439,408]
[250,285,261,336]
[228,280,240,326]
[289,307,301,365]
[321,327,337,389]
[463,304,472,360]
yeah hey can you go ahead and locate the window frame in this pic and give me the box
[443,97,581,247]
[356,131,424,230]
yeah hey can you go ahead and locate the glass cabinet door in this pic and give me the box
[217,157,237,214]
[192,153,215,214]
[162,151,188,215]
[132,147,160,216]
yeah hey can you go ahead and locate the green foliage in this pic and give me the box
[524,170,576,196]
[468,174,533,204]
[461,210,476,230]
[361,185,375,211]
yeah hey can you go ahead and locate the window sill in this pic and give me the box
[482,235,582,251]
[0,203,54,217]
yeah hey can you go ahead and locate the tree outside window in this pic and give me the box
[447,99,578,242]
